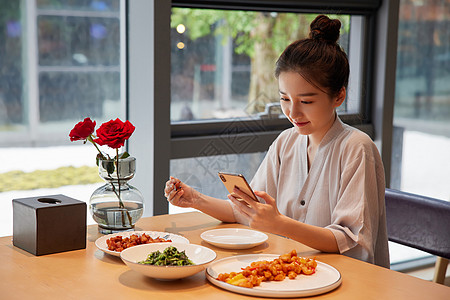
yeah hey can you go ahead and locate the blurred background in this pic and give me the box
[0,0,449,270]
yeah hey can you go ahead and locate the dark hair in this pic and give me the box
[275,15,349,97]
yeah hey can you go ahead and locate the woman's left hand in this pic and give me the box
[228,188,283,232]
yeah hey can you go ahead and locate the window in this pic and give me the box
[170,9,353,123]
[390,0,450,266]
[0,0,125,237]
[0,0,124,144]
[168,1,380,213]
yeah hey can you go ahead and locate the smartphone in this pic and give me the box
[218,172,259,205]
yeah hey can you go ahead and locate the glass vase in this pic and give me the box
[89,156,144,234]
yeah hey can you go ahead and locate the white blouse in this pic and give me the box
[231,117,390,268]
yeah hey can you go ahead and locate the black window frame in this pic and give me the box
[127,0,398,217]
[170,0,380,157]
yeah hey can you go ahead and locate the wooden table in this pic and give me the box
[1,212,448,299]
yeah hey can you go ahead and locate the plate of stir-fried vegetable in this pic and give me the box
[120,243,216,280]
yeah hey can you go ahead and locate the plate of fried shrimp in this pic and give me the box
[206,250,341,298]
[95,231,189,257]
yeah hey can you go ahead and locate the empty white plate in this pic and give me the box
[201,228,268,249]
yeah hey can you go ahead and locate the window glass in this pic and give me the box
[391,0,450,264]
[0,0,123,138]
[0,0,124,237]
[36,0,120,11]
[0,0,23,127]
[38,72,120,123]
[170,8,351,122]
[38,16,120,66]
[169,152,266,214]
[37,9,122,127]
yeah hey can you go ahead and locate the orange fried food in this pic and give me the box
[217,250,317,288]
[106,233,172,252]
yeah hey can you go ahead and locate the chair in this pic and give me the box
[385,188,450,284]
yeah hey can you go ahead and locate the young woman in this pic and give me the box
[164,15,390,268]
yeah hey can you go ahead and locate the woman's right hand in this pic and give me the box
[164,176,199,208]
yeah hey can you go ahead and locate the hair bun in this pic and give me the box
[309,15,341,44]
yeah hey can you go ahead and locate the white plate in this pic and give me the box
[200,228,268,249]
[206,254,342,298]
[95,231,189,257]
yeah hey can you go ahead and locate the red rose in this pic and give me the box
[94,118,135,149]
[69,117,96,141]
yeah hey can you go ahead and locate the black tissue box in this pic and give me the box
[13,194,87,256]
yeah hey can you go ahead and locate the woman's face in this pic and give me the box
[278,71,345,144]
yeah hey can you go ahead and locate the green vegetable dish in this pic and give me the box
[138,246,195,266]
